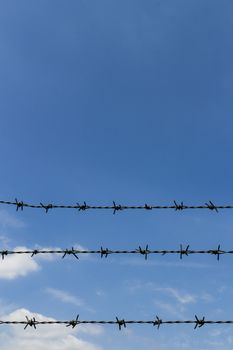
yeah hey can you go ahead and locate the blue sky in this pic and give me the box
[0,0,233,349]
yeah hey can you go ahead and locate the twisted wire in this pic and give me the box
[2,315,233,330]
[0,199,230,213]
[0,244,229,260]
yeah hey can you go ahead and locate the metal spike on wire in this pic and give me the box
[2,315,233,330]
[0,199,232,213]
[0,244,230,260]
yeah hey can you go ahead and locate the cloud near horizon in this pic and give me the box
[0,246,62,280]
[0,308,103,350]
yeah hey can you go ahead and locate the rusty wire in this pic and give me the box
[0,244,229,260]
[2,315,233,330]
[0,199,229,213]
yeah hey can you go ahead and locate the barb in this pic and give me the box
[40,203,53,213]
[1,245,233,261]
[144,203,152,210]
[112,201,123,215]
[15,198,24,211]
[174,201,185,211]
[1,250,8,260]
[1,315,233,329]
[1,199,233,212]
[31,249,39,257]
[179,244,189,259]
[209,245,224,261]
[66,315,80,329]
[116,317,126,330]
[194,315,205,329]
[77,202,88,211]
[205,201,218,213]
[24,316,38,330]
[136,245,150,260]
[100,247,111,258]
[153,316,163,329]
[62,247,79,260]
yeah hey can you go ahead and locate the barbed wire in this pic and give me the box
[2,315,233,330]
[0,199,230,213]
[0,244,230,260]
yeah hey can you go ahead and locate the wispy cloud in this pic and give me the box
[0,210,24,229]
[0,210,25,252]
[0,235,11,247]
[153,300,184,317]
[45,288,84,307]
[127,280,215,317]
[96,289,106,297]
[153,287,196,304]
[45,288,95,313]
[153,286,214,305]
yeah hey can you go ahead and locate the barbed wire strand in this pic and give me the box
[0,244,229,260]
[2,315,233,330]
[0,199,231,213]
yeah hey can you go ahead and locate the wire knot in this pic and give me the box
[77,202,88,211]
[136,245,150,260]
[24,316,38,330]
[205,201,218,213]
[1,250,8,260]
[210,245,224,260]
[100,247,110,258]
[194,315,205,329]
[62,247,79,260]
[153,316,162,329]
[31,249,39,257]
[113,201,123,215]
[15,198,24,211]
[40,203,53,213]
[174,201,185,211]
[116,317,126,330]
[66,315,80,328]
[179,244,189,259]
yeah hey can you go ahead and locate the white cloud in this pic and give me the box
[0,246,39,280]
[0,243,91,280]
[0,246,64,280]
[0,308,103,350]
